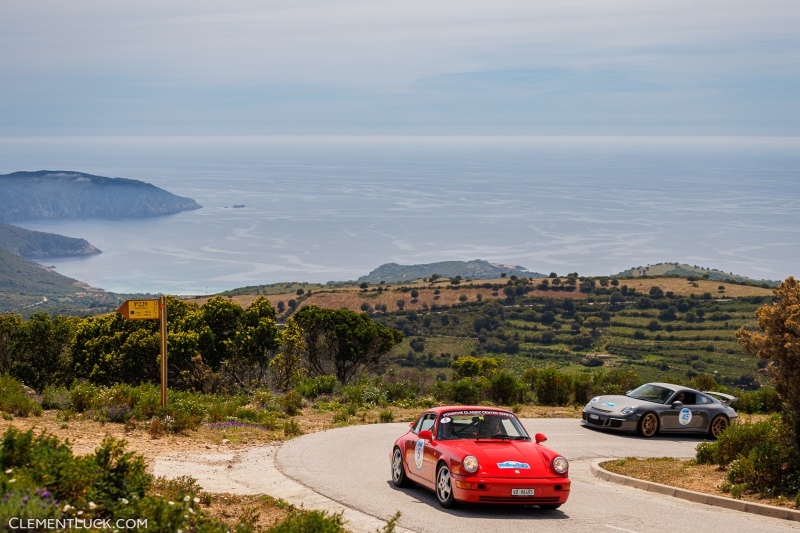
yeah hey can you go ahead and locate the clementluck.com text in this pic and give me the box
[7,518,148,530]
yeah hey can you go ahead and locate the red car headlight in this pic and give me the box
[552,456,568,474]
[462,455,479,473]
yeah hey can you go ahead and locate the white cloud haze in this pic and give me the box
[2,0,799,134]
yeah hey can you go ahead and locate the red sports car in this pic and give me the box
[391,406,570,509]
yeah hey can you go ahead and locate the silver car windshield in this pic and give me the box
[437,410,530,440]
[627,384,673,404]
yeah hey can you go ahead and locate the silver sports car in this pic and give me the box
[581,382,738,438]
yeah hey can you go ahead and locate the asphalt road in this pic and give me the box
[277,418,799,532]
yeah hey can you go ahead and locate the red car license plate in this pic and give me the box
[511,489,535,496]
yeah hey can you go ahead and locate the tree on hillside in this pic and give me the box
[9,313,76,390]
[451,356,504,380]
[223,297,280,387]
[270,316,305,392]
[293,306,403,383]
[200,296,244,370]
[736,276,800,446]
[0,313,23,376]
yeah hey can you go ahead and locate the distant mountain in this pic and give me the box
[0,170,201,220]
[0,222,100,258]
[615,262,779,286]
[357,260,541,283]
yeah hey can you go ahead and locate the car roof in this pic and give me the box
[428,405,514,415]
[648,383,701,394]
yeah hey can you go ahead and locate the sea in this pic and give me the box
[1,136,798,295]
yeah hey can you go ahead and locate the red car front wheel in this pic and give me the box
[436,464,455,508]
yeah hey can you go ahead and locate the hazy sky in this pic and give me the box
[3,0,799,135]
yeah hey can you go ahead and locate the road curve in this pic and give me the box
[277,419,798,533]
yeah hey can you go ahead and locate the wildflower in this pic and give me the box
[63,504,72,511]
[4,468,11,474]
[8,479,16,483]
[189,508,195,514]
[119,498,129,505]
[168,501,175,505]
[88,501,97,509]
[184,495,191,502]
[193,497,200,503]
[77,510,83,516]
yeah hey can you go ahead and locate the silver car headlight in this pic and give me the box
[589,396,600,405]
[463,455,479,473]
[552,456,568,474]
[621,405,638,415]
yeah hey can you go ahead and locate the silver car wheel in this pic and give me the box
[391,447,409,487]
[436,465,454,507]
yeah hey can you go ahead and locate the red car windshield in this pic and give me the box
[437,411,530,440]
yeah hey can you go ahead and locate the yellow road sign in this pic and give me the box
[118,299,160,320]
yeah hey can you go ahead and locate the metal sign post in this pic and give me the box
[118,296,168,407]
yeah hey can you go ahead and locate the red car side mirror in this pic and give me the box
[418,429,433,441]
[535,433,547,444]
[409,422,414,428]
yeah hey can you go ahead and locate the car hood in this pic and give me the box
[443,440,552,478]
[587,395,641,413]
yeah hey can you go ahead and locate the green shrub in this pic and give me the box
[294,375,337,399]
[68,380,100,412]
[269,510,345,533]
[381,380,422,403]
[444,378,481,405]
[251,389,281,411]
[707,416,779,465]
[0,374,42,417]
[571,373,595,405]
[489,372,526,405]
[695,441,716,464]
[131,385,163,420]
[332,411,350,424]
[0,428,255,532]
[280,391,304,416]
[736,387,782,414]
[379,410,394,423]
[339,382,366,406]
[283,418,303,437]
[696,415,800,494]
[362,385,388,406]
[151,475,204,502]
[206,396,247,422]
[526,368,572,406]
[0,489,61,522]
[729,482,749,499]
[41,385,72,410]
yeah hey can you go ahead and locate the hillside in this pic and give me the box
[0,222,100,258]
[357,260,541,283]
[191,274,775,385]
[0,246,86,309]
[0,170,201,220]
[616,262,779,286]
[0,247,131,315]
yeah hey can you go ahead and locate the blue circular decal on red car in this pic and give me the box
[414,439,425,470]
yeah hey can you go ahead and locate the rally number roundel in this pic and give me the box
[679,408,692,426]
[414,439,425,470]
